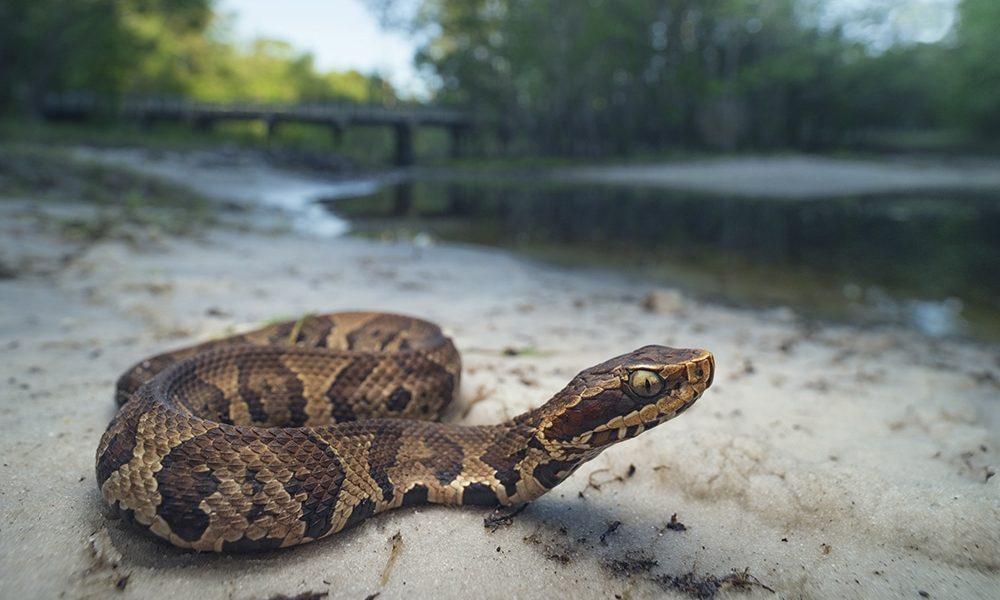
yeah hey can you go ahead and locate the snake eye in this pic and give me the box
[628,369,664,398]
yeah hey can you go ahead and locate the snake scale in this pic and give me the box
[96,312,715,552]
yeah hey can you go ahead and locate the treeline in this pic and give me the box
[4,0,997,156]
[0,0,396,116]
[374,0,1000,154]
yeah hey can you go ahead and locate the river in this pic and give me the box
[76,147,1000,340]
[325,177,1000,340]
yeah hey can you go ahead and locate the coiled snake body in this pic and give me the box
[97,312,714,552]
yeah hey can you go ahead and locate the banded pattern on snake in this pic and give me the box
[96,312,714,551]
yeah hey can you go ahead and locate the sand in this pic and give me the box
[0,153,998,600]
[560,155,1000,198]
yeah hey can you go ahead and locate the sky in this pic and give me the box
[216,0,959,98]
[215,0,428,96]
[820,0,958,49]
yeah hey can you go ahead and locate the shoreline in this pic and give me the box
[0,151,997,599]
[555,155,1000,198]
[65,145,1000,341]
[69,144,1000,200]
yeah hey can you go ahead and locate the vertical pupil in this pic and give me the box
[630,371,662,397]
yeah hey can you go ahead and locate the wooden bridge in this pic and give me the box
[41,94,473,166]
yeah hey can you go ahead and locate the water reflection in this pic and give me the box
[323,180,1000,339]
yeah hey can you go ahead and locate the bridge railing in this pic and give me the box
[41,93,472,126]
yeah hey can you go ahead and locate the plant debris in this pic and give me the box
[665,513,687,531]
[267,593,328,600]
[114,575,129,591]
[603,553,659,577]
[523,532,572,564]
[378,531,403,587]
[484,503,527,531]
[581,465,635,495]
[653,568,775,599]
[599,520,622,545]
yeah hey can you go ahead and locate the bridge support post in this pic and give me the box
[448,125,468,159]
[330,122,344,146]
[193,116,214,133]
[392,183,412,216]
[394,122,414,167]
[265,117,279,140]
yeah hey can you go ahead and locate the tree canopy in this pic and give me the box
[0,0,395,115]
[946,0,1000,135]
[2,0,996,154]
[371,0,999,153]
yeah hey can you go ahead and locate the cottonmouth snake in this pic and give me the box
[97,312,715,552]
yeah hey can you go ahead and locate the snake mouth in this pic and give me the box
[679,349,714,409]
[702,352,715,389]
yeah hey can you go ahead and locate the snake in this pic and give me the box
[96,312,715,552]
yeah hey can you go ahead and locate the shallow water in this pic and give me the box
[324,179,1000,340]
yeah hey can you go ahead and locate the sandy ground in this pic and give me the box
[560,155,1000,198]
[0,156,998,600]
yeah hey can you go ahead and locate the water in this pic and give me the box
[231,177,365,237]
[321,178,1000,340]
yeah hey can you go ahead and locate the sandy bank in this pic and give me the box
[559,155,1000,198]
[0,180,997,599]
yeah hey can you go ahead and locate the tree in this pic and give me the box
[945,0,1000,136]
[0,0,397,115]
[377,0,864,153]
[0,0,211,114]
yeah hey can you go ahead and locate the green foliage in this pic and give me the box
[4,0,997,153]
[0,0,212,112]
[376,0,999,152]
[127,30,396,104]
[404,0,858,152]
[944,0,1000,135]
[0,0,396,114]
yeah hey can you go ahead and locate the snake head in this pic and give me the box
[535,345,714,456]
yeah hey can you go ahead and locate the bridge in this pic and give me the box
[41,94,473,166]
